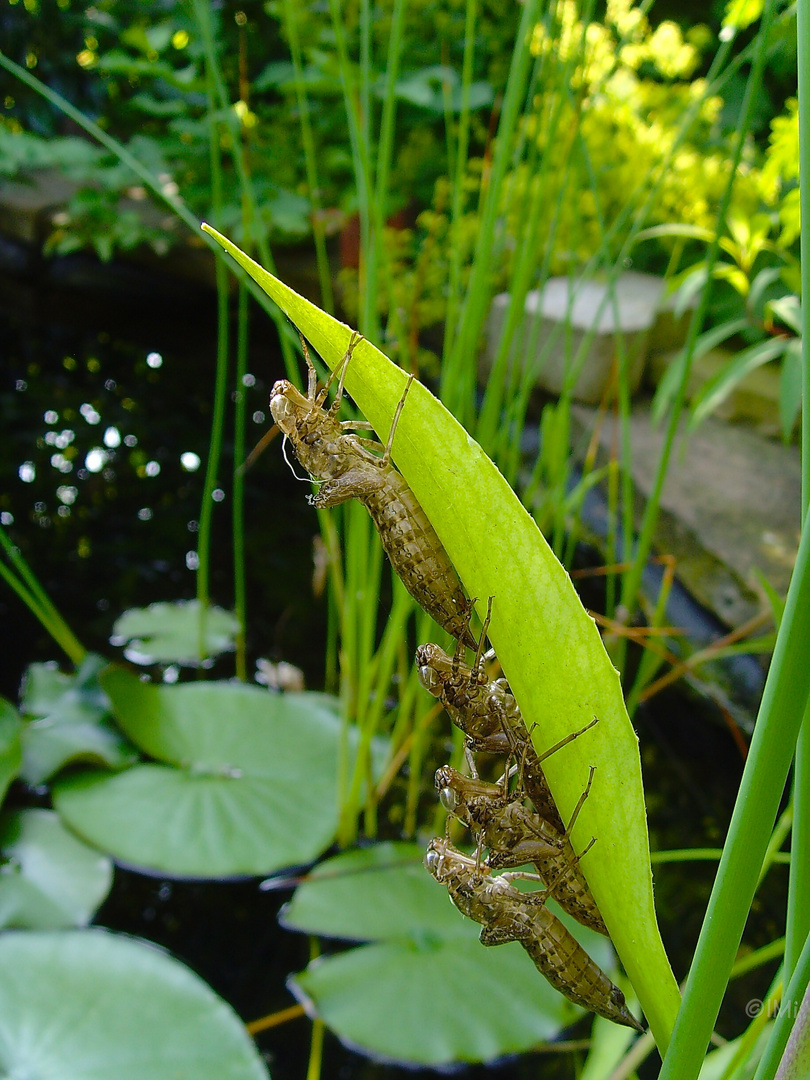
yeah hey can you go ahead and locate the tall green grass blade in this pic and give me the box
[786,0,810,988]
[442,0,478,362]
[0,527,85,666]
[659,427,810,1076]
[278,0,334,314]
[442,0,542,423]
[615,7,774,679]
[193,41,230,650]
[752,933,810,1080]
[201,226,681,1047]
[327,0,377,340]
[232,281,250,681]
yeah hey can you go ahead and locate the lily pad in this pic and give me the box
[201,226,680,1047]
[112,600,241,665]
[20,654,136,784]
[0,700,22,804]
[283,843,619,1066]
[0,929,270,1080]
[0,808,113,929]
[52,666,366,878]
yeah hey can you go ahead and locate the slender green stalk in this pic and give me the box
[625,557,675,716]
[785,0,810,985]
[441,0,542,423]
[442,0,478,362]
[0,544,85,666]
[306,937,325,1080]
[195,49,230,640]
[279,0,334,313]
[375,0,407,237]
[232,280,250,681]
[659,458,810,1078]
[190,0,299,380]
[613,19,766,668]
[759,804,794,889]
[327,0,378,340]
[752,933,810,1080]
[734,941,787,981]
[475,51,571,460]
[371,0,410,361]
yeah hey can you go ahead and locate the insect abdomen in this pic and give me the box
[362,477,475,647]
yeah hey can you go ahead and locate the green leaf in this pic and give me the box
[723,0,764,31]
[651,316,749,424]
[0,929,270,1080]
[0,700,22,805]
[112,600,241,665]
[284,844,618,1065]
[279,841,463,940]
[52,667,363,877]
[201,226,680,1048]
[779,339,803,439]
[768,294,802,335]
[20,655,137,784]
[690,336,790,429]
[0,809,113,929]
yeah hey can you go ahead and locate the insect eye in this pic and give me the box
[418,665,441,695]
[270,394,295,430]
[439,787,457,813]
[424,848,443,876]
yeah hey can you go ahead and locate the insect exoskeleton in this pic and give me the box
[270,333,477,649]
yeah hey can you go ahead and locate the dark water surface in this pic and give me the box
[1,252,327,699]
[0,251,787,1079]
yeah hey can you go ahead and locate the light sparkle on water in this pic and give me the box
[85,448,108,473]
[180,452,201,472]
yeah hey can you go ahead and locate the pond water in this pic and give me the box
[1,248,327,700]
[0,247,788,1079]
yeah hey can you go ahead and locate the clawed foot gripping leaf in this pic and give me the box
[202,224,681,1049]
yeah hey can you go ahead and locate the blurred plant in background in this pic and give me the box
[1,0,808,1075]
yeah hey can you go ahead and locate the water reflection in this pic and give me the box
[1,277,328,707]
[85,448,108,472]
[180,452,200,471]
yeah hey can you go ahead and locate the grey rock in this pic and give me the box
[485,272,665,404]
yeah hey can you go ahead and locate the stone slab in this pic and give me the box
[571,403,801,627]
[484,272,665,404]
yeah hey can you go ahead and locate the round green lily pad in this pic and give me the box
[19,655,134,784]
[0,809,113,929]
[112,600,241,665]
[0,700,21,804]
[0,929,269,1080]
[53,669,354,877]
[284,843,619,1065]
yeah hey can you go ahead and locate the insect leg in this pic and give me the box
[380,373,415,466]
[470,596,494,678]
[479,921,523,947]
[297,332,319,401]
[451,596,479,677]
[533,716,600,766]
[501,836,597,900]
[326,330,363,414]
[339,422,377,434]
[560,765,596,841]
[463,740,480,779]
